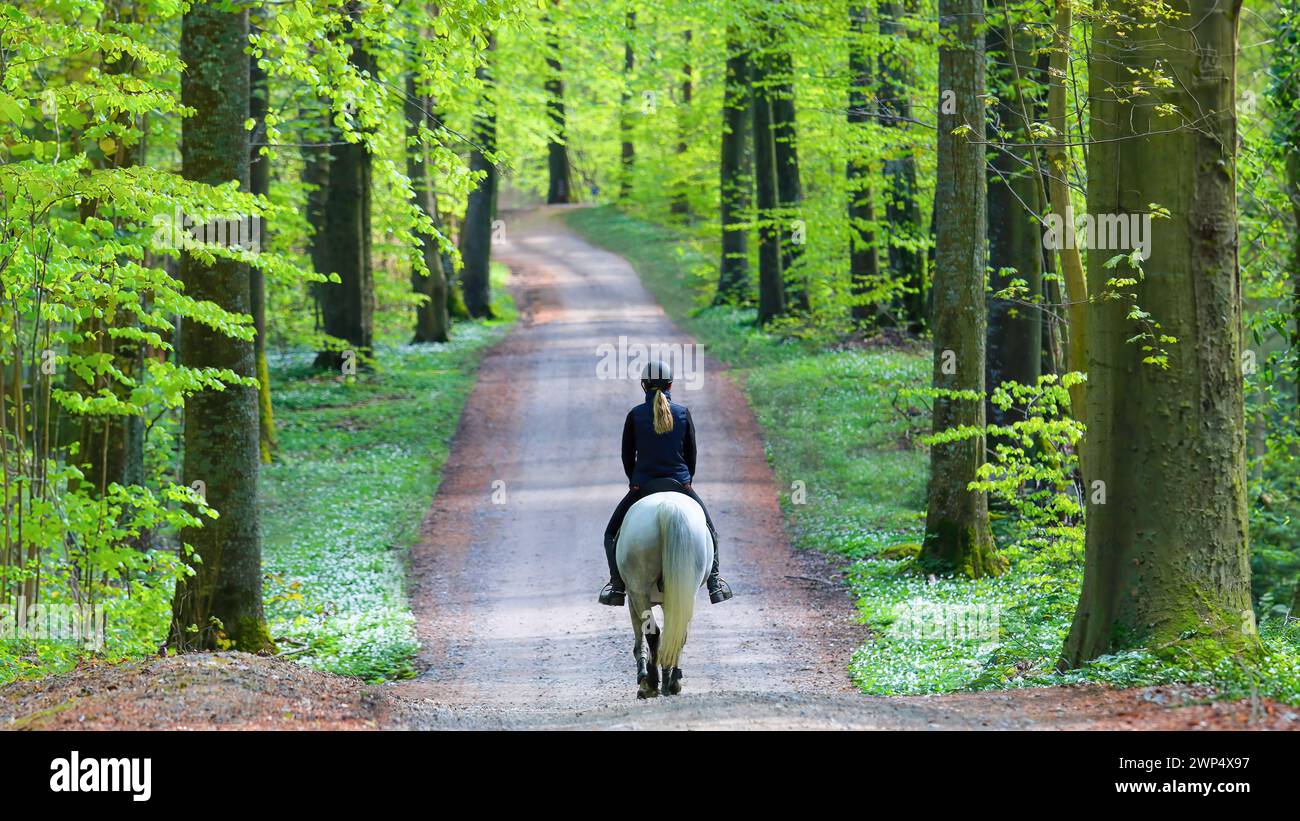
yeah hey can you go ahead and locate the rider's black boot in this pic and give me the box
[705,527,733,604]
[599,534,626,606]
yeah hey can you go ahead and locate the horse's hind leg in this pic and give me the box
[631,596,659,699]
[632,607,647,686]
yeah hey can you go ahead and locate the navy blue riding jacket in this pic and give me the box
[622,390,696,487]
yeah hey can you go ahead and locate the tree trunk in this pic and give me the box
[169,0,273,653]
[848,4,881,325]
[919,0,1001,578]
[1292,150,1300,408]
[249,18,277,463]
[984,14,1042,414]
[1046,0,1088,420]
[619,10,636,203]
[771,48,805,310]
[1060,0,1254,667]
[717,27,751,304]
[544,3,573,205]
[314,33,376,371]
[302,106,332,332]
[406,73,451,343]
[751,32,785,325]
[879,0,925,330]
[671,30,692,217]
[461,32,498,319]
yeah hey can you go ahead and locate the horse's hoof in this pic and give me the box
[637,682,659,699]
[663,668,683,696]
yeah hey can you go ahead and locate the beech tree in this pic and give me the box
[984,11,1043,417]
[620,10,636,202]
[1061,0,1256,665]
[315,16,376,370]
[847,3,881,324]
[169,0,273,653]
[770,36,804,310]
[406,73,451,343]
[461,32,499,318]
[249,15,277,462]
[751,15,785,324]
[544,0,573,204]
[879,0,925,329]
[919,0,1001,578]
[717,25,751,303]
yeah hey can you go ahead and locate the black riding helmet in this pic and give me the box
[641,360,672,390]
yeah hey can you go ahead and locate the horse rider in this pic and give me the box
[598,360,733,607]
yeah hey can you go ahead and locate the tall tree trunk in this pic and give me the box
[717,27,751,304]
[619,10,636,202]
[1281,2,1300,408]
[848,4,881,325]
[302,105,332,332]
[461,33,498,319]
[169,0,273,653]
[1061,0,1254,667]
[544,3,573,205]
[770,48,805,310]
[671,30,693,217]
[751,30,785,325]
[919,0,1001,578]
[1291,151,1300,408]
[314,33,376,370]
[406,73,451,343]
[249,18,277,463]
[1046,0,1088,420]
[879,0,925,330]
[984,12,1042,415]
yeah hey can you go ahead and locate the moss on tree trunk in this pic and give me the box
[1060,0,1256,668]
[919,0,1002,579]
[169,0,273,654]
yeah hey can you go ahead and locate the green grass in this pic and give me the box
[566,205,1300,706]
[260,264,515,681]
[0,265,515,686]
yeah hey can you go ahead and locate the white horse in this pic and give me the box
[616,491,713,699]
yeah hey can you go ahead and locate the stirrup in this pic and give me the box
[599,581,626,607]
[707,577,733,604]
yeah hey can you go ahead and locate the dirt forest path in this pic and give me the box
[385,207,1291,730]
[394,205,866,728]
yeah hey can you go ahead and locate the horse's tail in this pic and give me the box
[657,498,703,669]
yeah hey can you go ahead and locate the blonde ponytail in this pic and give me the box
[652,389,674,434]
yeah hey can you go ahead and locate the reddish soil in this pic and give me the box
[0,653,388,730]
